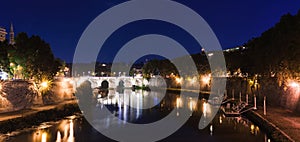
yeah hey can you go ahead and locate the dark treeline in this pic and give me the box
[143,10,300,111]
[144,10,300,81]
[232,10,300,80]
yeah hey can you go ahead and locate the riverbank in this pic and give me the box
[0,100,79,135]
[0,90,298,142]
[244,109,295,142]
[255,106,300,142]
[170,87,298,142]
[166,88,211,95]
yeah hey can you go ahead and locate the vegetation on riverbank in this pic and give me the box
[142,10,300,112]
[0,33,64,81]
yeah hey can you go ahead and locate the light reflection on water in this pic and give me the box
[27,117,76,142]
[6,90,270,142]
[56,131,61,142]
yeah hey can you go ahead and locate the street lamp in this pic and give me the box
[288,81,300,89]
[201,75,210,85]
[287,80,300,97]
[39,80,51,92]
[10,62,16,79]
[175,77,182,84]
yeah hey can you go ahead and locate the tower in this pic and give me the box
[0,27,7,42]
[9,23,15,45]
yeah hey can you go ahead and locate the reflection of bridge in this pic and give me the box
[74,76,149,88]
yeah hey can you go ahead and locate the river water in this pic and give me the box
[4,90,270,142]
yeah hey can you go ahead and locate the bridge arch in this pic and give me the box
[101,80,109,89]
[74,76,155,89]
[118,80,125,88]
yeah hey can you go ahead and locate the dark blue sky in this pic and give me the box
[0,0,299,63]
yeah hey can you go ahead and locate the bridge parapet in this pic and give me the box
[74,76,147,89]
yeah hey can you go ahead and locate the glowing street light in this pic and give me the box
[40,81,48,88]
[288,81,300,88]
[9,62,15,67]
[190,77,196,84]
[39,80,51,92]
[175,77,182,84]
[287,80,300,96]
[201,74,211,85]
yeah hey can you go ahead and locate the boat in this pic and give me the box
[220,99,248,117]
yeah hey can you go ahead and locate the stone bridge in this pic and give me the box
[74,76,149,89]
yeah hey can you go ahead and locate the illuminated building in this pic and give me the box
[0,23,15,44]
[0,27,7,42]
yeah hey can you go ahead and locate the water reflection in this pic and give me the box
[8,90,269,142]
[203,102,208,117]
[219,116,223,124]
[188,97,197,112]
[56,131,61,142]
[176,97,182,108]
[92,89,267,141]
[68,120,75,142]
[41,132,47,142]
[32,130,48,142]
[30,118,75,142]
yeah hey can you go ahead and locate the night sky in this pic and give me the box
[0,0,299,63]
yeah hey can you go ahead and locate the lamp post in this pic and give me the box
[246,94,249,105]
[232,89,234,100]
[263,95,266,115]
[10,62,15,79]
[239,92,242,102]
[254,94,257,110]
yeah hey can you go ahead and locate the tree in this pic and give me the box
[8,32,62,81]
[0,41,10,73]
[244,11,300,79]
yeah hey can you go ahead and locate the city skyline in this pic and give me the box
[0,1,300,141]
[0,0,300,63]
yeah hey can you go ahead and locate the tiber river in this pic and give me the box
[5,89,270,142]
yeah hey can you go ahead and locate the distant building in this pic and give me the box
[224,46,247,53]
[0,23,15,44]
[9,23,15,45]
[0,27,7,42]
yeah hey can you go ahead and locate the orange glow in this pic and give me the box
[41,132,47,142]
[201,74,211,85]
[41,82,48,88]
[68,120,75,142]
[176,97,182,108]
[56,131,62,142]
[287,80,300,94]
[189,98,197,111]
[175,77,182,84]
[203,102,207,117]
[39,79,51,92]
[288,81,300,88]
[250,124,255,134]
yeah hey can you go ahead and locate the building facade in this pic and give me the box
[0,23,15,44]
[0,27,7,42]
[9,23,15,44]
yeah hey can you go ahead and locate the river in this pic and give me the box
[4,89,270,142]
